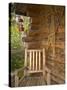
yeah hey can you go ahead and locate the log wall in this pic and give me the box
[15,4,65,84]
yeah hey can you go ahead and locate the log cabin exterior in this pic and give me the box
[10,3,65,86]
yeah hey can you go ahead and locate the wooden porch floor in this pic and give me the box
[19,75,46,87]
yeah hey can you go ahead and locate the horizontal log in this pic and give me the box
[27,49,42,52]
[55,37,64,41]
[29,31,49,37]
[22,38,47,42]
[56,32,64,35]
[29,70,43,73]
[56,42,64,45]
[47,44,64,49]
[28,29,49,35]
[55,48,64,53]
[47,63,65,74]
[48,56,64,63]
[47,57,65,64]
[31,25,40,30]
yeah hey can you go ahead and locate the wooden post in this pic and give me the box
[15,71,19,87]
[47,72,51,85]
[36,51,38,70]
[33,51,34,70]
[43,48,46,78]
[45,67,51,85]
[39,50,41,70]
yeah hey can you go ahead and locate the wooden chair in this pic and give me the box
[11,48,51,87]
[24,48,46,77]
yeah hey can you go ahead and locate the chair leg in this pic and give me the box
[47,72,51,85]
[43,70,45,80]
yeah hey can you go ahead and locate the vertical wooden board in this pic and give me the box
[36,51,38,70]
[39,51,41,70]
[29,50,32,70]
[33,51,35,70]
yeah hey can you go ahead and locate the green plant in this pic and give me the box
[23,16,31,33]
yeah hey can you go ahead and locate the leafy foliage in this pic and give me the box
[23,16,30,32]
[10,9,30,72]
[10,13,24,72]
[10,22,24,71]
[11,51,24,71]
[11,23,21,50]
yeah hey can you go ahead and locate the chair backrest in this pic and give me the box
[25,48,46,74]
